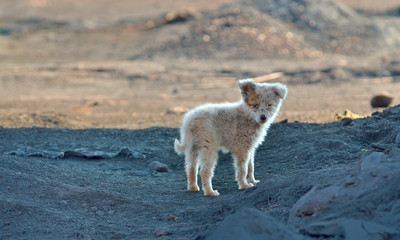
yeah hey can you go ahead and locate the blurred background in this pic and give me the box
[1,0,400,129]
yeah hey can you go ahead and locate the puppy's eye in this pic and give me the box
[252,104,259,109]
[268,104,272,107]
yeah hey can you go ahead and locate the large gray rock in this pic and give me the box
[290,151,400,239]
[206,208,304,240]
[303,218,398,240]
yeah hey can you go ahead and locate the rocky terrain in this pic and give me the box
[1,105,400,239]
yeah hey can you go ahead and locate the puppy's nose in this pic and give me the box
[260,115,267,121]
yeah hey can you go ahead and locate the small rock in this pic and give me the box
[334,109,362,121]
[370,143,385,152]
[360,152,386,172]
[111,233,125,239]
[155,226,170,237]
[370,93,393,108]
[168,215,178,221]
[289,185,339,223]
[166,106,189,115]
[90,207,97,212]
[343,219,398,240]
[395,133,400,145]
[148,161,169,172]
[341,118,353,126]
[96,211,104,217]
[108,210,115,215]
[302,219,343,237]
[165,8,202,24]
[388,147,400,161]
[279,119,288,124]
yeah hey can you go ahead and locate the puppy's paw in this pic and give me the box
[188,185,200,192]
[204,190,219,197]
[248,179,260,185]
[239,183,254,190]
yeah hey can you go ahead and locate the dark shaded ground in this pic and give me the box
[1,105,399,239]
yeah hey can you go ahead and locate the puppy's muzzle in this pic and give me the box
[260,115,267,122]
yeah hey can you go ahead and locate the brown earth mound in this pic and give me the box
[135,0,396,60]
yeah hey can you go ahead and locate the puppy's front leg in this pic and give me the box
[246,150,260,186]
[232,152,253,190]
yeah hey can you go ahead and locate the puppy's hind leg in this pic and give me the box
[199,149,219,196]
[185,147,200,192]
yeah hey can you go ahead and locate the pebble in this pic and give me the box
[342,118,353,126]
[166,106,189,115]
[370,93,393,108]
[360,152,385,172]
[111,233,125,239]
[155,226,170,237]
[388,147,400,161]
[334,109,362,121]
[395,133,400,144]
[148,161,169,172]
[108,210,115,215]
[165,9,203,24]
[96,211,104,217]
[289,185,339,221]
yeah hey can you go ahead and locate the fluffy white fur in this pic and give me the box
[174,79,288,196]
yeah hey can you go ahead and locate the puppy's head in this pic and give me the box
[238,79,287,124]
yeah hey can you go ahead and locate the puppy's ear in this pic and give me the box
[271,83,288,99]
[238,79,256,99]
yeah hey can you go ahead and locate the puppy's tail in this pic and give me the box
[174,126,192,155]
[174,138,185,155]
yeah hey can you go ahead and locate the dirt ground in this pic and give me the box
[1,0,400,240]
[1,106,399,239]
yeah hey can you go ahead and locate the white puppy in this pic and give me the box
[174,79,287,196]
